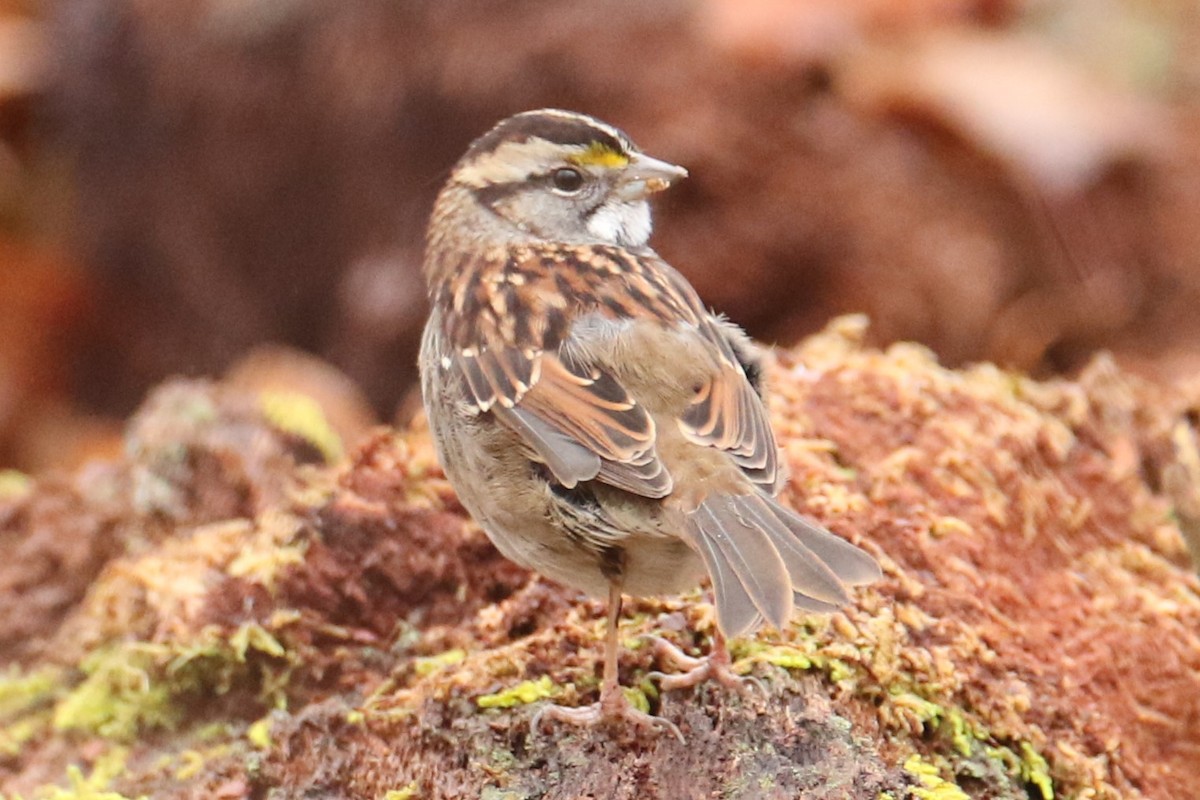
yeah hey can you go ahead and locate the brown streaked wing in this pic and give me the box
[453,343,541,414]
[517,355,673,498]
[679,361,777,488]
[645,264,779,489]
[451,343,672,497]
[441,243,681,499]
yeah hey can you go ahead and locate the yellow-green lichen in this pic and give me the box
[53,621,295,742]
[413,649,466,678]
[904,754,969,800]
[384,783,420,800]
[226,513,307,589]
[929,517,974,538]
[259,390,342,463]
[0,469,31,500]
[737,643,815,671]
[1019,742,1054,800]
[732,640,856,683]
[476,675,557,709]
[985,742,1055,800]
[173,750,206,781]
[246,716,273,750]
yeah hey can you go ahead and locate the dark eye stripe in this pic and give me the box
[473,181,523,209]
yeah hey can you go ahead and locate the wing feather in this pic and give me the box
[679,360,777,487]
[441,243,776,499]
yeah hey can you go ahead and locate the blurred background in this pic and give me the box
[1,0,1198,472]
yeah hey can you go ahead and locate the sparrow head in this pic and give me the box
[442,108,687,250]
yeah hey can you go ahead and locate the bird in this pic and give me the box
[418,108,880,737]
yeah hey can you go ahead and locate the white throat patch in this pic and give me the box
[587,200,652,247]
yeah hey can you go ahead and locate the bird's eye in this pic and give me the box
[551,167,584,193]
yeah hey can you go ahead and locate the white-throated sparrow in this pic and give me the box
[419,109,880,737]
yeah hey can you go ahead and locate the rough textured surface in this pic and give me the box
[1,318,1199,799]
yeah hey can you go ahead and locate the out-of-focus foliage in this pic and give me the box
[0,0,1196,472]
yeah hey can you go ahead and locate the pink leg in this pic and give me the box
[533,582,684,743]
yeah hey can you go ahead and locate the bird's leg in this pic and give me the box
[597,580,627,716]
[647,626,754,692]
[533,581,684,742]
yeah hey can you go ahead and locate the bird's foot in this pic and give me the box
[644,635,763,694]
[531,686,684,743]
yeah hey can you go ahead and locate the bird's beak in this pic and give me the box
[618,153,688,200]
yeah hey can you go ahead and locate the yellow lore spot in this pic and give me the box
[568,142,629,169]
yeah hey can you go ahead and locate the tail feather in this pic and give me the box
[736,494,851,607]
[767,502,882,586]
[683,491,880,638]
[685,514,762,636]
[684,497,792,635]
[791,593,844,614]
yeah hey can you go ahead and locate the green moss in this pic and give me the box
[1,712,51,756]
[476,676,557,709]
[825,657,854,682]
[903,754,969,800]
[885,684,1054,798]
[734,640,819,673]
[730,639,858,686]
[30,747,143,800]
[53,621,295,742]
[738,643,814,671]
[0,667,61,755]
[621,686,650,714]
[259,390,343,463]
[0,666,62,719]
[53,647,178,740]
[729,602,1053,800]
[167,622,295,710]
[226,523,307,590]
[889,689,947,732]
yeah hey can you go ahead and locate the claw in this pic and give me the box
[645,633,764,695]
[531,693,684,744]
[529,584,685,744]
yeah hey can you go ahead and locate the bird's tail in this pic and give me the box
[681,491,881,637]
